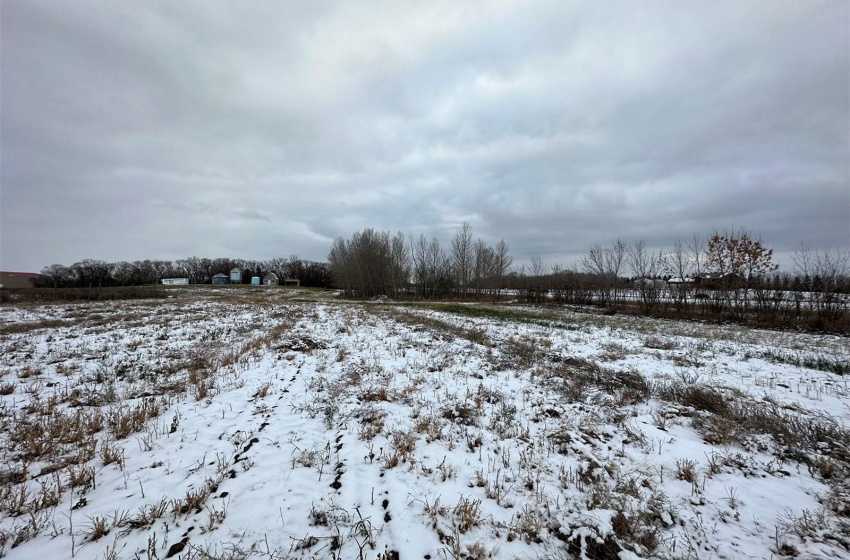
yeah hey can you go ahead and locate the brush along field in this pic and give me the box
[1,292,848,560]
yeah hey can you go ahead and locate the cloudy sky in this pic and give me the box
[2,0,848,272]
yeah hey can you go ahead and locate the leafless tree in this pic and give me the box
[71,259,112,287]
[494,240,513,300]
[39,264,74,288]
[389,231,410,298]
[410,234,451,298]
[793,245,850,318]
[472,238,494,298]
[686,234,705,277]
[528,253,546,303]
[628,239,664,311]
[665,238,693,310]
[581,240,626,306]
[110,261,136,286]
[451,222,474,298]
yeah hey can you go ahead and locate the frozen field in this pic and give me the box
[0,292,848,560]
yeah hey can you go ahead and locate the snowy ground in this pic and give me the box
[0,292,848,560]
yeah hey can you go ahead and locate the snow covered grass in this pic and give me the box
[0,294,848,559]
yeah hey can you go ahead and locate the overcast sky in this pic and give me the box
[2,0,848,272]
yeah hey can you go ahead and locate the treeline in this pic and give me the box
[512,231,849,330]
[329,226,849,331]
[36,256,331,288]
[328,224,512,299]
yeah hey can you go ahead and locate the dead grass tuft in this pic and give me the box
[644,336,676,350]
[542,358,650,406]
[441,401,481,426]
[106,397,163,439]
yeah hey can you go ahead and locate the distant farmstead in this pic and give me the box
[161,278,189,285]
[666,273,745,291]
[698,272,745,289]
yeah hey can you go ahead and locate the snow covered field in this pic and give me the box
[0,292,848,560]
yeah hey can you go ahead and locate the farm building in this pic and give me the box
[251,277,260,286]
[212,273,229,285]
[230,268,243,284]
[263,273,279,286]
[284,277,300,287]
[0,271,41,289]
[697,272,745,289]
[161,278,189,285]
[634,278,666,289]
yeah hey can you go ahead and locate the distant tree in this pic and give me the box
[706,229,778,280]
[210,258,236,277]
[388,231,411,297]
[110,261,136,286]
[793,245,849,318]
[665,238,694,310]
[493,240,513,300]
[181,256,207,284]
[410,234,451,299]
[451,222,474,297]
[71,259,112,287]
[686,234,706,278]
[327,230,408,297]
[328,237,354,295]
[581,240,626,306]
[39,264,73,288]
[628,239,665,311]
[528,253,546,303]
[705,229,778,314]
[471,239,494,298]
[288,255,305,281]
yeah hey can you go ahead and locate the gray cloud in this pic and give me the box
[2,0,847,272]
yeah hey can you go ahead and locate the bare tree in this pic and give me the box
[494,240,513,300]
[409,234,451,298]
[410,234,430,298]
[110,261,136,286]
[328,237,354,296]
[686,234,705,277]
[451,222,474,298]
[528,253,546,303]
[389,231,410,298]
[665,238,693,310]
[39,264,73,288]
[628,239,664,311]
[606,240,627,304]
[472,239,494,298]
[71,259,112,287]
[581,240,625,306]
[794,245,850,318]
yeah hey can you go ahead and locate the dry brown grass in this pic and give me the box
[541,358,650,407]
[106,397,164,439]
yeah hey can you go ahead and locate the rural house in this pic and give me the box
[696,272,746,290]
